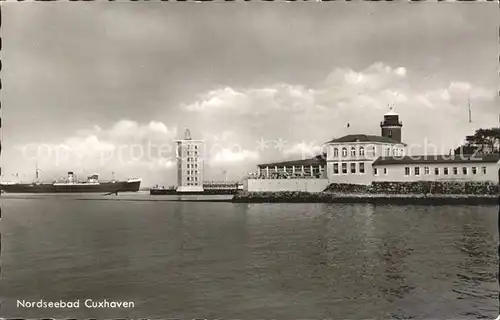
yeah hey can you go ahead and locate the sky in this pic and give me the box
[2,2,499,186]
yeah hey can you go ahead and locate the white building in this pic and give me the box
[323,108,407,185]
[372,155,499,183]
[324,134,407,185]
[175,129,205,192]
[245,108,499,192]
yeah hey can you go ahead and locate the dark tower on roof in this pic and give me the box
[380,106,403,143]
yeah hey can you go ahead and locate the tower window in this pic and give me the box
[388,129,393,137]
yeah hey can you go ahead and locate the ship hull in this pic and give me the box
[1,180,141,194]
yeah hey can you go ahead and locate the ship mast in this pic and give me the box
[35,162,41,182]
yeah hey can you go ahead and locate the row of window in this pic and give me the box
[332,162,366,174]
[187,176,199,181]
[259,165,324,173]
[187,145,199,150]
[403,166,487,176]
[332,146,404,158]
[373,166,489,176]
[187,164,199,169]
[186,151,199,156]
[186,182,199,186]
[187,170,199,175]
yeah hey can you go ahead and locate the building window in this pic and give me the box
[360,147,365,156]
[385,148,390,156]
[342,163,347,174]
[434,168,439,175]
[374,168,379,176]
[424,167,430,175]
[444,168,449,175]
[415,167,420,176]
[405,167,410,176]
[482,166,486,174]
[350,163,356,174]
[333,163,339,174]
[388,129,393,137]
[342,148,348,157]
[462,167,468,175]
[372,146,376,156]
[384,168,388,175]
[351,147,356,157]
[195,145,198,149]
[359,163,365,174]
[472,167,477,175]
[333,148,339,157]
[453,167,458,175]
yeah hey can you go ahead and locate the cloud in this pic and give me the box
[209,148,259,165]
[283,141,324,159]
[181,62,496,157]
[15,120,178,179]
[9,62,497,184]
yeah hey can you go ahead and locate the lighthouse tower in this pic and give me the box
[175,128,204,193]
[380,106,403,143]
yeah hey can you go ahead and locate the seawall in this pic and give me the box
[232,181,499,205]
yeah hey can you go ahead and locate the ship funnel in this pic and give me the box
[68,172,75,183]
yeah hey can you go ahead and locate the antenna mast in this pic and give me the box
[468,96,472,123]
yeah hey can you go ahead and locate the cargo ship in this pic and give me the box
[150,182,243,195]
[1,171,141,194]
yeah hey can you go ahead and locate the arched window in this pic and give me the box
[359,147,365,156]
[351,147,356,157]
[342,148,348,157]
[333,148,339,157]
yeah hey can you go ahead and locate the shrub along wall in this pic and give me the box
[324,181,498,195]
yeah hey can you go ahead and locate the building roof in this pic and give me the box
[384,109,399,116]
[326,134,405,145]
[372,154,500,166]
[257,155,326,168]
